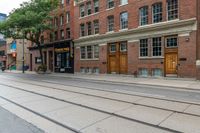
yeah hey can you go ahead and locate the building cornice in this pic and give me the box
[74,18,197,46]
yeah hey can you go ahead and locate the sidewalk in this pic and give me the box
[4,70,200,91]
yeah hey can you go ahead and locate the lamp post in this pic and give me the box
[22,36,25,73]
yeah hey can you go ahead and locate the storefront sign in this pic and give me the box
[55,48,70,53]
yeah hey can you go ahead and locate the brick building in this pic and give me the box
[0,13,7,68]
[29,0,74,73]
[73,0,200,79]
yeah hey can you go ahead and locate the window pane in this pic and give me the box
[153,3,162,23]
[167,0,178,20]
[120,12,128,29]
[110,44,116,52]
[81,46,86,59]
[107,16,114,32]
[152,37,162,56]
[166,37,178,47]
[140,39,148,57]
[87,46,93,59]
[94,45,99,58]
[107,0,114,8]
[94,20,99,34]
[80,5,85,17]
[120,0,128,5]
[80,24,85,37]
[120,42,127,51]
[140,6,148,25]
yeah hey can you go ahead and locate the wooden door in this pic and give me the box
[119,54,127,74]
[108,43,119,74]
[165,53,178,74]
[108,42,128,74]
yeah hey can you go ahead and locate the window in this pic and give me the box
[152,37,162,56]
[80,45,99,59]
[120,0,128,5]
[87,2,92,15]
[80,24,85,37]
[140,6,148,26]
[139,68,148,77]
[81,46,86,59]
[107,0,114,9]
[60,30,64,39]
[107,16,114,32]
[94,20,99,34]
[60,15,64,26]
[166,36,178,47]
[87,46,93,59]
[94,45,99,58]
[87,22,92,35]
[54,17,58,27]
[152,68,162,77]
[60,0,64,5]
[140,39,148,57]
[94,0,99,13]
[120,12,128,29]
[120,42,127,51]
[80,4,85,17]
[66,0,70,4]
[66,28,70,38]
[66,12,70,24]
[167,0,178,20]
[50,33,53,42]
[110,44,116,52]
[152,3,162,23]
[54,31,58,41]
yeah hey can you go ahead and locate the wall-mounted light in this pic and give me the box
[185,37,190,42]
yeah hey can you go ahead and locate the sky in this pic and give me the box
[0,0,29,15]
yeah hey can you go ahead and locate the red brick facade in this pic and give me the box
[73,0,200,78]
[29,0,75,73]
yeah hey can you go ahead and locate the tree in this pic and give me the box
[0,0,59,69]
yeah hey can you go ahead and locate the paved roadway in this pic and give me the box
[1,72,200,103]
[0,72,200,133]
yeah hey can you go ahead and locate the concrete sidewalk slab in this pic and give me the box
[21,98,72,114]
[136,98,190,112]
[116,105,173,125]
[3,103,74,133]
[45,105,110,130]
[105,93,143,102]
[69,95,133,113]
[160,113,200,133]
[81,116,172,133]
[184,105,200,116]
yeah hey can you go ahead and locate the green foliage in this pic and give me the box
[37,64,47,72]
[0,0,59,44]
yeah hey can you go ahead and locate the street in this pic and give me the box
[0,72,200,133]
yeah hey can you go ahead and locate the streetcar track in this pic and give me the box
[1,76,200,108]
[0,83,180,133]
[0,76,200,118]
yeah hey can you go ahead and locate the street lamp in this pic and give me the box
[22,36,25,73]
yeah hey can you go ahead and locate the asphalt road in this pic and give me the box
[1,72,200,103]
[0,106,44,133]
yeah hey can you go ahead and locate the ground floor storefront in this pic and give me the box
[29,40,74,73]
[74,18,199,79]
